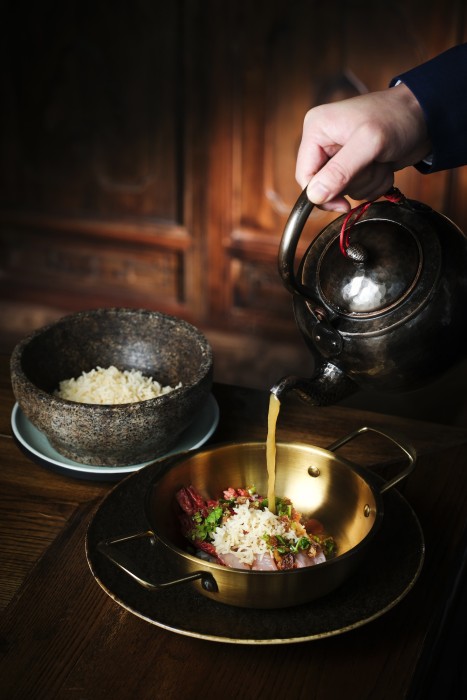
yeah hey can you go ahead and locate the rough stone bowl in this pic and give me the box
[10,308,213,467]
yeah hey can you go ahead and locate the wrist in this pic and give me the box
[390,82,432,164]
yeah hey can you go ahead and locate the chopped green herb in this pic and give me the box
[190,505,223,541]
[276,500,292,518]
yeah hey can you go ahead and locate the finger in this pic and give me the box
[295,141,331,189]
[313,195,351,213]
[346,165,395,201]
[306,125,385,204]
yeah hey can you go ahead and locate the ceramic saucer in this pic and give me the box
[11,395,219,481]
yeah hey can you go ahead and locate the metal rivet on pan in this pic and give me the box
[308,465,320,477]
[363,504,371,517]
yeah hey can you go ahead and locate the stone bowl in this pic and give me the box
[10,308,213,467]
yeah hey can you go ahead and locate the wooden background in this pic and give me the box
[2,0,467,409]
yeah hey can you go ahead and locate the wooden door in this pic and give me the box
[0,1,207,323]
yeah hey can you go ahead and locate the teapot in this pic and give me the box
[272,187,467,404]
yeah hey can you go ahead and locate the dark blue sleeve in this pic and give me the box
[391,43,467,173]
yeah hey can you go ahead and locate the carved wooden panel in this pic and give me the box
[0,0,206,323]
[1,225,187,310]
[1,3,183,220]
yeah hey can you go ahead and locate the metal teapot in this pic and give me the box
[272,187,467,404]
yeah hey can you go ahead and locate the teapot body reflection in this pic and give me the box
[274,190,467,404]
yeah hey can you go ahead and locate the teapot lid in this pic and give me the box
[300,200,442,332]
[319,219,422,314]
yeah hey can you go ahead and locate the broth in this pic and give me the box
[266,392,280,514]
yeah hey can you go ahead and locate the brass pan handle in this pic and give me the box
[326,425,416,494]
[97,531,218,593]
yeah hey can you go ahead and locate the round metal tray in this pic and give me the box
[86,457,424,644]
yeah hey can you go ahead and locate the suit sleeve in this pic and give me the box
[391,43,467,173]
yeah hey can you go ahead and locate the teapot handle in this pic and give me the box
[278,188,321,305]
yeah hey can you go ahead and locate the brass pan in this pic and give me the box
[98,426,416,609]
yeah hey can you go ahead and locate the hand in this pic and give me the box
[295,83,431,211]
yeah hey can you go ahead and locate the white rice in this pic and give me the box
[210,502,299,566]
[55,365,181,404]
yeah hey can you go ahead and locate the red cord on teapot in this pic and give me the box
[339,186,406,257]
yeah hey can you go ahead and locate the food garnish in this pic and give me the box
[175,485,336,571]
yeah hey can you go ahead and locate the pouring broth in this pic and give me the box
[266,392,280,514]
[173,390,337,571]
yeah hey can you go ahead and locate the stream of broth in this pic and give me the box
[266,392,281,514]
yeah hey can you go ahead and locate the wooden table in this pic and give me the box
[1,351,466,699]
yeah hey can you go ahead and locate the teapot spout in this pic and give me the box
[270,363,357,406]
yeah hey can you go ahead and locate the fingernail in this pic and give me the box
[331,202,351,213]
[307,181,330,204]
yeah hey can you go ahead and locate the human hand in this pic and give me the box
[295,83,431,211]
